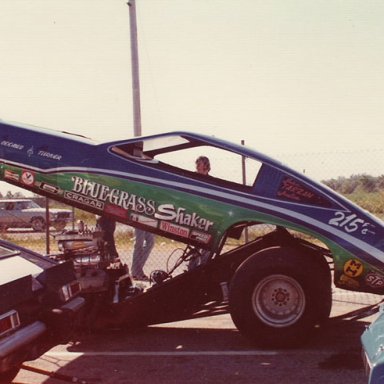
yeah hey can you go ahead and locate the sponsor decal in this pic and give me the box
[0,140,24,150]
[70,176,215,237]
[160,221,190,238]
[339,274,360,289]
[38,182,61,194]
[190,230,212,244]
[71,176,155,215]
[4,170,19,182]
[38,150,62,161]
[21,170,35,186]
[64,191,104,210]
[365,273,384,289]
[155,204,214,232]
[343,259,364,278]
[131,213,158,228]
[277,176,331,207]
[27,146,34,157]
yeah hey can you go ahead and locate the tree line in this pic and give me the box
[323,174,384,195]
[0,191,25,199]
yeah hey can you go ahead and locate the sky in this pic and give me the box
[1,0,384,195]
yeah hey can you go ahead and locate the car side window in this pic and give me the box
[111,136,262,189]
[5,202,15,210]
[155,146,262,189]
[17,202,27,210]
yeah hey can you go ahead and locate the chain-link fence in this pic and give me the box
[1,148,383,277]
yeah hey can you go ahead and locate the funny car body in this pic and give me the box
[0,238,84,383]
[1,118,384,348]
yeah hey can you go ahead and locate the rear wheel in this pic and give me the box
[229,246,332,348]
[31,217,46,232]
[53,220,66,231]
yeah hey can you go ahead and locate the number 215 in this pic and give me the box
[329,212,364,233]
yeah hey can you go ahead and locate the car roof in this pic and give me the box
[0,118,97,145]
[100,131,281,166]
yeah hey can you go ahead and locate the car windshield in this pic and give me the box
[21,201,41,209]
[0,245,19,258]
[0,200,41,210]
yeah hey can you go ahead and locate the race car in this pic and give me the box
[1,118,384,348]
[0,238,84,383]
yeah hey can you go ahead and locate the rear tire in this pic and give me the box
[229,246,331,348]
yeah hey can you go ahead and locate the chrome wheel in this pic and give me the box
[252,274,306,327]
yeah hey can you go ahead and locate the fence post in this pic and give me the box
[45,197,50,254]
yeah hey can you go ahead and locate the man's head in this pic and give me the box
[195,156,210,175]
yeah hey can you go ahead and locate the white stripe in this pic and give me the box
[46,350,278,357]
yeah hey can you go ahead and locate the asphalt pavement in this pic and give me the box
[12,288,382,384]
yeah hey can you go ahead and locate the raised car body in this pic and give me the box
[1,118,384,347]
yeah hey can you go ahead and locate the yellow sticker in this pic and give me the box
[343,259,364,278]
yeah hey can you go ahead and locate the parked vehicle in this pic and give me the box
[0,198,73,231]
[1,118,384,348]
[361,305,384,384]
[0,238,84,383]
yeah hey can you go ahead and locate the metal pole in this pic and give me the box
[241,140,249,243]
[241,140,246,186]
[45,197,50,254]
[128,0,142,137]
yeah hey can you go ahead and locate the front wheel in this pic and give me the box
[229,246,332,348]
[31,217,46,232]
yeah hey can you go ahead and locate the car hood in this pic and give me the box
[0,256,43,285]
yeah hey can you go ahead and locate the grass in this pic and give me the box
[344,190,384,219]
[3,190,384,257]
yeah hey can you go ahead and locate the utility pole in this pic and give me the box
[128,0,141,137]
